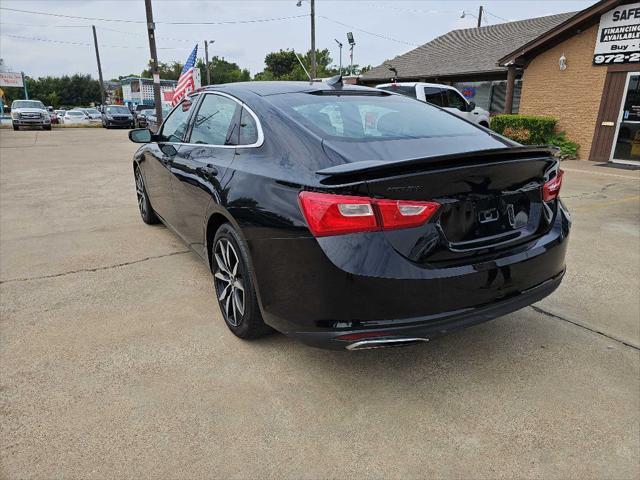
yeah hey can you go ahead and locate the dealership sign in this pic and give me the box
[0,72,23,87]
[594,3,640,65]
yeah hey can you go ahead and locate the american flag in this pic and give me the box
[171,44,198,106]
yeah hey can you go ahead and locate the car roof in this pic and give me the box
[377,82,456,90]
[196,80,379,97]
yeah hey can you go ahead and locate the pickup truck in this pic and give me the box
[11,99,52,131]
[376,82,490,128]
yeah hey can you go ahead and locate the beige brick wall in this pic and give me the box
[519,24,606,159]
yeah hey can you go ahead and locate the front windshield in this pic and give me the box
[106,106,130,114]
[12,100,45,110]
[68,111,84,116]
[269,92,481,141]
[86,108,99,114]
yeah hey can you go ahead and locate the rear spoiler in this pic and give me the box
[316,146,559,179]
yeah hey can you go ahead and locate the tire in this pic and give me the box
[134,167,159,225]
[44,125,52,131]
[12,124,19,131]
[212,223,271,339]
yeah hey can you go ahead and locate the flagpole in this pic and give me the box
[144,0,163,126]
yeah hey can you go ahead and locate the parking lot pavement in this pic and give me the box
[1,129,639,479]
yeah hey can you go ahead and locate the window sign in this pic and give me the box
[594,3,640,65]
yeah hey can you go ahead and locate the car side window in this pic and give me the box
[189,94,240,146]
[239,107,259,145]
[423,87,444,107]
[159,99,194,143]
[446,90,467,110]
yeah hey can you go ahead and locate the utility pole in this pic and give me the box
[21,72,28,99]
[334,39,343,75]
[144,0,162,125]
[204,40,210,86]
[310,0,316,79]
[477,5,483,28]
[204,40,215,86]
[92,25,105,106]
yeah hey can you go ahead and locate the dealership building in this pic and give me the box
[120,77,177,108]
[499,0,640,163]
[364,0,640,163]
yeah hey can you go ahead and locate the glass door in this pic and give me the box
[612,72,640,164]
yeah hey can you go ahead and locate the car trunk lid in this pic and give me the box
[316,143,559,262]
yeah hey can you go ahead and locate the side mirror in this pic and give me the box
[129,128,153,143]
[467,101,476,112]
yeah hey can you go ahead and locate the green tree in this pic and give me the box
[197,56,251,85]
[3,74,102,108]
[141,61,183,81]
[254,49,338,81]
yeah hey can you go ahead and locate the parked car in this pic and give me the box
[133,104,155,128]
[143,105,171,133]
[62,109,90,126]
[376,82,491,128]
[135,109,153,128]
[10,99,51,130]
[102,105,134,128]
[128,80,570,351]
[47,106,59,124]
[80,108,102,123]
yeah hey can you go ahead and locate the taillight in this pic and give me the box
[376,199,440,231]
[542,169,564,202]
[298,191,440,237]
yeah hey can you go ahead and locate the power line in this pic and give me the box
[0,7,308,26]
[0,7,144,23]
[318,15,419,47]
[0,22,200,43]
[484,9,510,23]
[0,21,87,28]
[1,33,189,50]
[162,14,308,26]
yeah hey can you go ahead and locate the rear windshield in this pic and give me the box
[377,85,417,98]
[269,92,481,141]
[106,106,130,114]
[12,100,45,110]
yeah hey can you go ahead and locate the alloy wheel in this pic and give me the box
[135,170,147,218]
[213,238,245,327]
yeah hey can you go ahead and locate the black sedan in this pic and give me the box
[129,80,570,350]
[102,105,134,128]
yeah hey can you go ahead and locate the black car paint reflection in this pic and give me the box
[132,82,570,350]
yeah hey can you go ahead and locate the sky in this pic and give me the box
[0,0,596,80]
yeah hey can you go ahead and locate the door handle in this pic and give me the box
[197,164,218,178]
[161,156,172,166]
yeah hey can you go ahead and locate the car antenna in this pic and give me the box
[292,50,313,83]
[325,75,343,88]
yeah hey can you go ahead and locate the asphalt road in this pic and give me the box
[1,128,639,479]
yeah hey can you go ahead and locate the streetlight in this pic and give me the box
[334,39,343,75]
[296,0,316,79]
[347,32,355,76]
[204,39,215,86]
[461,6,483,28]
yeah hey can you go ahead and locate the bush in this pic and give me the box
[548,132,580,159]
[490,114,557,145]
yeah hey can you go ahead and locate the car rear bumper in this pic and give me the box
[287,270,564,350]
[248,202,571,350]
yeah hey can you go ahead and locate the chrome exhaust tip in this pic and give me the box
[345,337,429,351]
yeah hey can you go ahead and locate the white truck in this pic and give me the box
[376,82,490,128]
[10,99,52,131]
